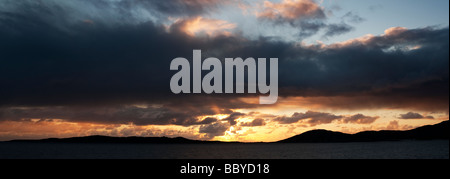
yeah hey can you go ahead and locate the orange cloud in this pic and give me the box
[257,0,325,20]
[323,27,410,49]
[384,27,408,36]
[324,34,375,49]
[174,16,237,37]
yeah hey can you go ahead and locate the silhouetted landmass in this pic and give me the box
[5,120,448,144]
[8,135,217,144]
[279,120,448,143]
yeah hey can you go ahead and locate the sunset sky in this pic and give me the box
[0,0,448,142]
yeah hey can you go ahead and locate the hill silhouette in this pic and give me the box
[9,135,212,144]
[5,120,448,144]
[279,120,448,143]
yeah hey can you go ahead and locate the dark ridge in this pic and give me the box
[278,120,448,143]
[4,120,448,144]
[278,129,352,143]
[8,135,206,144]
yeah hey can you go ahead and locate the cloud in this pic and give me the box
[398,112,434,119]
[255,0,357,38]
[146,0,227,16]
[257,0,326,22]
[384,27,408,36]
[342,114,379,124]
[197,117,219,124]
[384,120,414,131]
[170,16,237,37]
[274,111,342,125]
[0,0,448,127]
[255,0,329,38]
[274,111,380,126]
[222,112,246,125]
[341,11,365,24]
[297,20,327,38]
[280,26,449,108]
[240,118,266,127]
[0,0,229,33]
[0,105,223,126]
[322,22,354,38]
[386,120,400,130]
[199,122,230,138]
[0,0,447,142]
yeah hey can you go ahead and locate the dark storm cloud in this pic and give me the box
[199,122,230,138]
[0,94,260,127]
[0,0,448,126]
[398,112,434,119]
[278,26,449,111]
[0,105,222,126]
[0,0,241,106]
[297,20,327,38]
[222,112,246,126]
[143,0,227,16]
[0,0,223,23]
[0,21,174,105]
[274,111,342,125]
[274,111,379,126]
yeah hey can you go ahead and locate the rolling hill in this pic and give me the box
[278,120,448,143]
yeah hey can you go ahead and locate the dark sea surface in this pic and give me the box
[0,140,448,159]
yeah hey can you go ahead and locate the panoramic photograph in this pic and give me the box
[0,0,448,165]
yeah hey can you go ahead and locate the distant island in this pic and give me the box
[5,120,448,144]
[279,120,448,143]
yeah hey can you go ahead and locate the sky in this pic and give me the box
[0,0,448,142]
